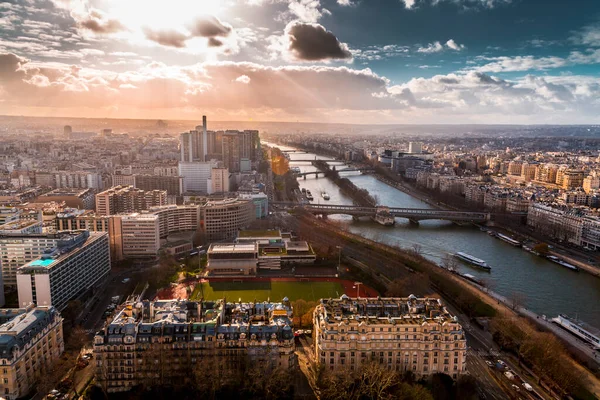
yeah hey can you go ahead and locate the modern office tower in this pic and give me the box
[93,298,295,393]
[95,186,167,216]
[63,125,72,137]
[207,243,259,275]
[0,306,64,400]
[16,231,110,311]
[209,167,230,194]
[180,131,195,162]
[178,162,214,193]
[36,188,96,209]
[222,131,241,172]
[199,198,255,240]
[119,214,160,258]
[201,115,207,161]
[408,142,423,154]
[313,296,467,379]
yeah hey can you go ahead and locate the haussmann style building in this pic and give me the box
[313,296,467,379]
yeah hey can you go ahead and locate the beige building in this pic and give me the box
[95,185,167,216]
[0,306,64,400]
[209,167,230,194]
[583,173,600,194]
[313,296,467,380]
[94,299,295,393]
[120,214,160,258]
[199,198,255,240]
[561,169,584,190]
[507,161,523,176]
[534,164,558,184]
[520,162,537,182]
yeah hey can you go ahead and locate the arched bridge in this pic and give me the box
[272,202,490,223]
[295,167,374,178]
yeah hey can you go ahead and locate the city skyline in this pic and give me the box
[0,0,599,124]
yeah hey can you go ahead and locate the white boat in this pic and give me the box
[552,314,600,349]
[546,256,579,271]
[495,233,521,247]
[372,207,395,226]
[321,192,330,200]
[454,252,491,270]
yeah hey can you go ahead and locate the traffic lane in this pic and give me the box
[466,352,509,400]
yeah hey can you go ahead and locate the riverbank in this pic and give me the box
[294,214,600,398]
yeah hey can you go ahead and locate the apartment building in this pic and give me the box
[0,306,64,400]
[95,186,167,216]
[93,298,295,392]
[313,296,467,380]
[36,188,95,209]
[120,214,160,258]
[199,198,255,240]
[16,231,110,311]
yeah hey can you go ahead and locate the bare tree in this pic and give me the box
[508,291,527,311]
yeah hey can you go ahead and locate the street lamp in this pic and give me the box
[353,282,362,298]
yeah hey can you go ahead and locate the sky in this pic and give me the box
[0,0,600,124]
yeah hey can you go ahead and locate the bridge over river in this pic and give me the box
[272,202,490,223]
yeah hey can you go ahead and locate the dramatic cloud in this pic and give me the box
[285,22,352,61]
[337,0,354,5]
[189,15,232,38]
[235,75,251,84]
[143,28,188,48]
[287,0,330,23]
[471,55,567,72]
[571,23,600,47]
[78,11,125,34]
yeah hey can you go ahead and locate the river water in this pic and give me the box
[270,143,600,328]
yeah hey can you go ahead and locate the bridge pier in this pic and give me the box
[352,216,359,221]
[303,175,306,180]
[408,219,420,225]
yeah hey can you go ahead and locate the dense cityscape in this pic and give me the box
[2,0,600,398]
[0,116,597,400]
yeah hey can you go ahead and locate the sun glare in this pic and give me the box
[108,0,225,31]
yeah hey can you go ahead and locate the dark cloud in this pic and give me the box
[190,16,232,38]
[78,10,125,34]
[0,53,27,81]
[286,22,351,61]
[143,28,188,48]
[208,37,223,47]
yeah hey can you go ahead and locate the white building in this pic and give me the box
[16,231,110,311]
[408,142,422,154]
[120,213,161,258]
[178,161,215,193]
[209,167,230,194]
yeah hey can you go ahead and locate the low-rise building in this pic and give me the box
[35,188,95,209]
[0,306,64,400]
[93,298,295,393]
[313,296,467,379]
[207,243,258,275]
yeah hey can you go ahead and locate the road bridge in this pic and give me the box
[295,167,374,179]
[272,202,490,223]
[288,158,339,162]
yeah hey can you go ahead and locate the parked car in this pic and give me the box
[121,278,130,284]
[522,383,534,391]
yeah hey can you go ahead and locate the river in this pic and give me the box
[268,143,600,328]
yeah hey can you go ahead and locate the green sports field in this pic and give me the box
[190,280,344,302]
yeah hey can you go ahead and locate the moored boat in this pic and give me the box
[552,314,600,349]
[372,206,395,226]
[495,233,522,247]
[454,252,491,270]
[546,255,579,271]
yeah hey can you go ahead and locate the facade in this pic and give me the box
[93,298,295,393]
[35,171,102,190]
[95,185,167,216]
[561,169,584,190]
[178,162,214,193]
[134,174,183,196]
[313,296,467,379]
[207,243,259,275]
[239,193,269,219]
[120,214,160,258]
[0,220,43,235]
[209,167,230,194]
[36,188,95,209]
[0,306,64,400]
[199,198,255,240]
[17,231,111,311]
[0,207,20,225]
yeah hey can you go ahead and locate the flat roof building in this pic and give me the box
[17,231,111,311]
[207,243,258,275]
[95,185,167,216]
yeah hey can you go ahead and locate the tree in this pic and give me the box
[430,373,454,400]
[508,291,526,311]
[533,242,549,256]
